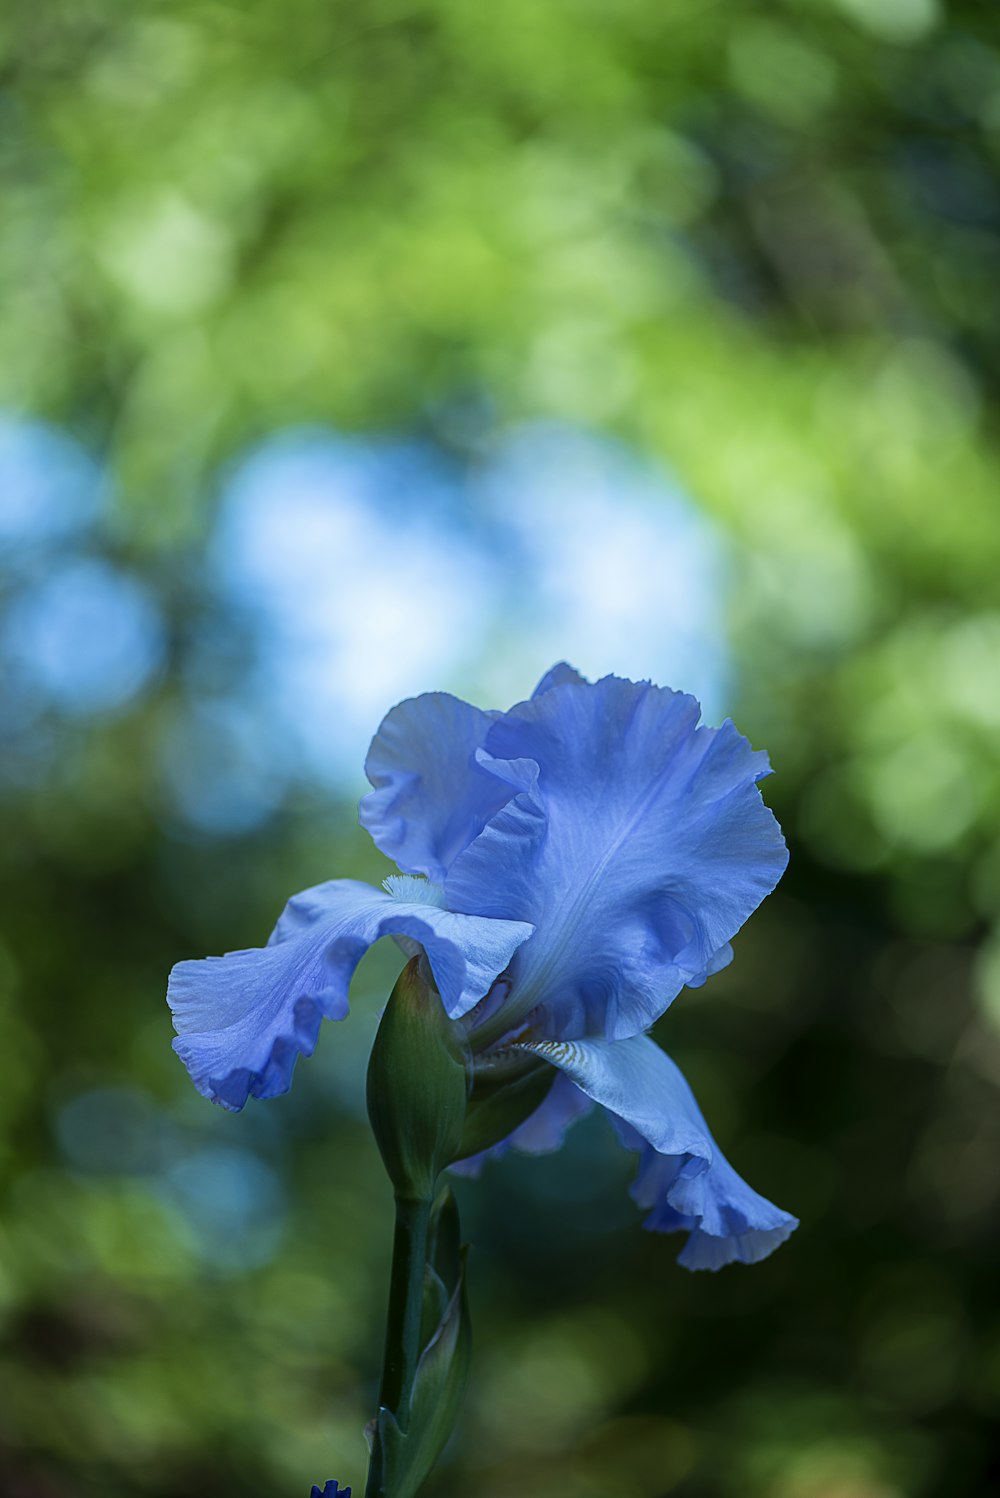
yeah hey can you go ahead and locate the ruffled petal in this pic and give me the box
[446,674,788,1042]
[685,941,734,989]
[629,1143,798,1271]
[359,692,516,882]
[517,1035,797,1270]
[168,878,532,1110]
[532,661,587,697]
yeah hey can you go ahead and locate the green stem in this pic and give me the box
[366,1193,433,1498]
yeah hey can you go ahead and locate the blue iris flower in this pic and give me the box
[311,1484,350,1497]
[168,665,796,1268]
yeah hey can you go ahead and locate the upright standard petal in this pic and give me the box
[360,692,516,882]
[168,879,532,1111]
[446,674,788,1043]
[531,661,587,697]
[517,1035,797,1270]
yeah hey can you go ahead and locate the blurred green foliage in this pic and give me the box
[2,0,1000,1495]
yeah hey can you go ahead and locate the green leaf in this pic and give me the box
[427,1183,462,1294]
[419,1263,448,1355]
[376,1248,471,1498]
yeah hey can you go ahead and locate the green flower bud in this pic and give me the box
[367,957,472,1201]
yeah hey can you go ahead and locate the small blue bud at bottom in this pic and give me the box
[311,1484,350,1497]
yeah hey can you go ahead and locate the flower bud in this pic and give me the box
[366,957,471,1201]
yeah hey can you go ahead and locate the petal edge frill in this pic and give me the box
[168,879,532,1110]
[630,1142,798,1270]
[517,1035,797,1270]
[360,692,517,882]
[532,661,587,697]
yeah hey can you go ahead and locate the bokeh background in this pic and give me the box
[2,1,1000,1494]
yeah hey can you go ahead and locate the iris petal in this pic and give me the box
[629,1143,798,1271]
[360,692,515,882]
[169,879,532,1110]
[446,674,788,1042]
[358,670,572,882]
[531,660,587,697]
[517,1035,797,1269]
